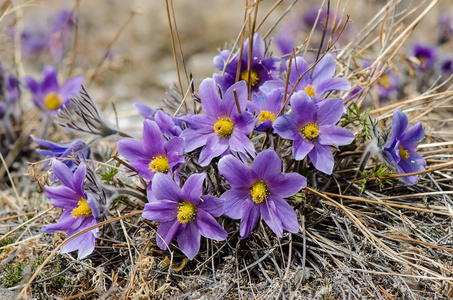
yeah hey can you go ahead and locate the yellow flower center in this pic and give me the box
[44,92,62,110]
[399,145,410,159]
[258,110,276,124]
[379,75,391,89]
[71,197,92,218]
[250,180,269,204]
[214,117,234,138]
[240,70,260,87]
[149,156,170,173]
[177,202,197,223]
[304,84,316,98]
[301,123,320,141]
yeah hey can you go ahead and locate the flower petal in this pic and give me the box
[177,222,201,260]
[218,155,254,189]
[290,91,316,126]
[199,78,224,117]
[267,173,306,198]
[42,66,59,94]
[252,149,281,180]
[143,200,178,222]
[45,185,80,208]
[156,220,182,250]
[180,129,210,153]
[272,196,299,233]
[316,98,345,126]
[391,109,408,143]
[181,173,206,205]
[312,53,336,86]
[194,209,227,241]
[152,173,181,202]
[72,162,86,196]
[116,138,148,162]
[51,159,74,190]
[293,135,314,160]
[273,115,299,140]
[198,134,229,167]
[199,195,225,217]
[318,125,355,146]
[59,76,84,100]
[240,201,260,239]
[222,188,250,219]
[309,143,334,174]
[260,200,283,238]
[142,120,166,155]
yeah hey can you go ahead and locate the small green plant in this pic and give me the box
[342,102,373,141]
[0,237,15,254]
[100,162,120,182]
[358,163,396,193]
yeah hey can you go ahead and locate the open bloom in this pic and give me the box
[32,135,90,170]
[382,109,426,185]
[143,173,227,260]
[42,160,99,259]
[23,66,84,115]
[180,79,255,166]
[247,90,284,132]
[273,91,355,174]
[116,119,184,181]
[219,149,306,239]
[261,54,350,103]
[213,33,281,95]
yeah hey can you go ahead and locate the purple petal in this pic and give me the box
[181,173,206,205]
[400,122,424,150]
[59,76,84,100]
[116,138,148,162]
[315,78,350,96]
[42,210,77,233]
[222,188,250,219]
[177,222,201,260]
[223,81,248,116]
[199,78,223,117]
[23,76,39,95]
[213,73,236,94]
[229,129,255,157]
[45,185,80,209]
[218,155,254,189]
[252,149,281,180]
[152,173,181,202]
[51,159,74,190]
[318,125,355,146]
[180,129,210,153]
[142,120,166,155]
[134,102,155,119]
[273,115,299,140]
[251,33,265,60]
[199,195,225,217]
[289,56,309,85]
[312,53,336,86]
[194,209,228,241]
[309,143,334,174]
[42,66,59,94]
[259,80,286,94]
[156,220,182,250]
[232,111,255,134]
[143,200,178,222]
[198,135,229,167]
[72,162,86,196]
[271,196,299,233]
[290,91,316,126]
[391,110,408,143]
[316,98,346,126]
[260,200,283,237]
[239,201,260,239]
[293,135,314,160]
[61,230,96,259]
[267,173,306,198]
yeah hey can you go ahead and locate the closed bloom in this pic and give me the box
[23,66,84,115]
[219,149,306,239]
[213,33,281,95]
[273,91,355,174]
[143,173,227,260]
[116,119,184,181]
[261,54,350,103]
[32,135,90,170]
[382,109,426,185]
[180,79,255,166]
[42,160,99,259]
[412,43,437,70]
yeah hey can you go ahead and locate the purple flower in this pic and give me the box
[42,160,99,259]
[439,13,453,44]
[247,90,284,132]
[382,109,426,185]
[32,135,90,170]
[48,10,76,60]
[219,149,306,239]
[261,54,350,103]
[116,119,184,181]
[440,57,453,76]
[23,66,84,115]
[273,92,355,174]
[180,79,255,166]
[363,61,400,99]
[412,43,437,70]
[6,75,20,104]
[142,173,227,260]
[134,103,182,138]
[213,33,281,95]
